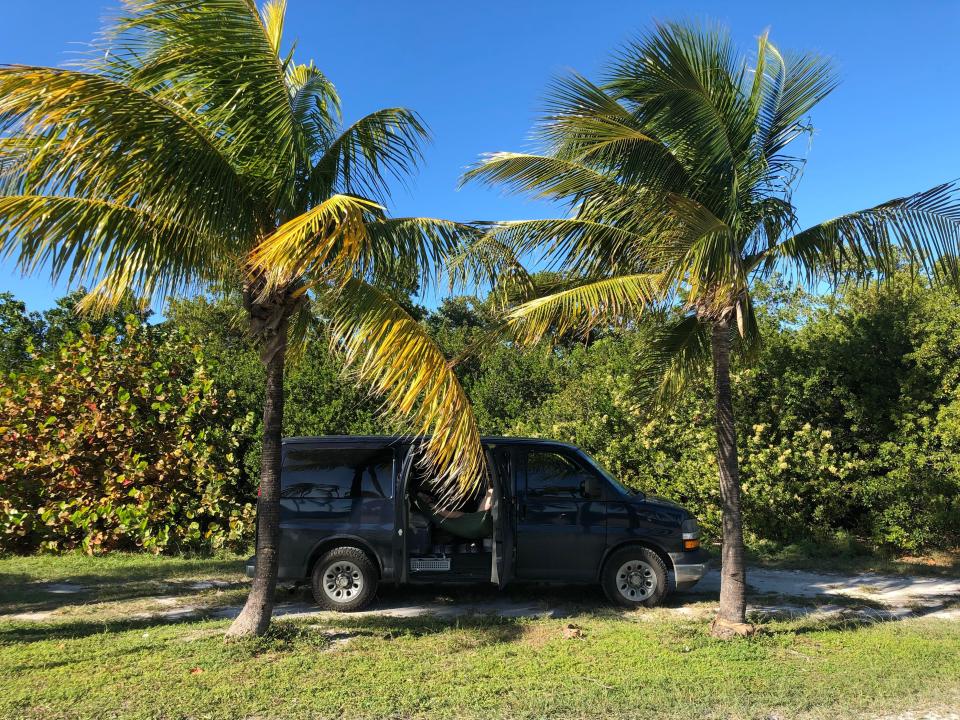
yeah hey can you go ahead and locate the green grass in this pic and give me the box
[1,553,958,719]
[2,612,958,719]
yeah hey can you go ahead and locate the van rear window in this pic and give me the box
[281,447,393,499]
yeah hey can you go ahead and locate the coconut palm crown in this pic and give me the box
[463,21,960,635]
[0,0,484,636]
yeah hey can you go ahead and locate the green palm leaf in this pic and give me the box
[502,273,665,345]
[770,181,960,284]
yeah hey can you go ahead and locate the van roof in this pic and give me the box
[282,435,575,449]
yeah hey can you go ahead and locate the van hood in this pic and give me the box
[631,493,690,520]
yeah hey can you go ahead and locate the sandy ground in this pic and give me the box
[204,566,960,624]
[6,565,959,625]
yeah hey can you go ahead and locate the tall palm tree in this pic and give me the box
[0,0,484,637]
[463,22,960,637]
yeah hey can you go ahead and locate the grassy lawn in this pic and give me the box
[1,554,959,720]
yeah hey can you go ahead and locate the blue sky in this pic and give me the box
[2,0,958,311]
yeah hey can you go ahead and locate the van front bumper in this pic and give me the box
[668,549,710,591]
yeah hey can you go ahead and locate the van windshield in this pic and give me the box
[578,449,639,496]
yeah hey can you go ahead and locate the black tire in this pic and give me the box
[311,546,378,612]
[601,546,669,608]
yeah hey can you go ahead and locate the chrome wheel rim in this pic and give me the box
[616,560,657,601]
[322,560,364,603]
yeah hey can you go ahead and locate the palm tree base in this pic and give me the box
[710,616,756,640]
[224,594,274,639]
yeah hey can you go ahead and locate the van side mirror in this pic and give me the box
[581,476,603,499]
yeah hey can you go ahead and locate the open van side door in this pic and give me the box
[489,446,513,588]
[394,444,416,586]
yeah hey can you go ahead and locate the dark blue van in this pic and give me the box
[247,435,708,611]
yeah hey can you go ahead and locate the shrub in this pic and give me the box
[0,320,254,553]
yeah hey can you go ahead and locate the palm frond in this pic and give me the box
[287,61,340,163]
[249,194,381,293]
[361,217,479,290]
[752,42,836,160]
[0,194,230,309]
[259,0,287,57]
[634,313,712,405]
[0,65,255,241]
[769,181,960,285]
[326,278,485,501]
[606,20,756,208]
[308,108,428,205]
[460,152,626,204]
[540,72,693,193]
[502,273,665,345]
[107,0,301,201]
[444,227,536,301]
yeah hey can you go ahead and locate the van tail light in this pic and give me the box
[257,486,261,497]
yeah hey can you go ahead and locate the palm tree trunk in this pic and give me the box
[226,314,288,639]
[709,316,751,638]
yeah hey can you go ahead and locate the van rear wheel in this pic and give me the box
[311,546,378,612]
[601,546,668,608]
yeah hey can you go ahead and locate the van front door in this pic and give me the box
[514,447,607,581]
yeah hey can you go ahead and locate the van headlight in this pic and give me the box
[681,518,700,551]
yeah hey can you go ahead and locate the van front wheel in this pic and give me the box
[601,546,668,608]
[311,547,378,612]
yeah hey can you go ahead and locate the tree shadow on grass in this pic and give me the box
[0,557,248,615]
[0,610,528,652]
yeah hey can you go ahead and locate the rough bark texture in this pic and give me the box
[226,290,292,639]
[709,316,752,638]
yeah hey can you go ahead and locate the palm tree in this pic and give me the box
[0,0,484,637]
[462,22,960,637]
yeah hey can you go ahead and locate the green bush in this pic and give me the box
[0,320,254,553]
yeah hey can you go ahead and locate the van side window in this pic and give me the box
[281,448,393,499]
[525,450,594,498]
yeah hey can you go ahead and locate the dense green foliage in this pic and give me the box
[2,273,959,554]
[0,317,254,553]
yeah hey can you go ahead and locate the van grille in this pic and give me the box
[410,557,451,572]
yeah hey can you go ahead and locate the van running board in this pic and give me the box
[410,557,451,572]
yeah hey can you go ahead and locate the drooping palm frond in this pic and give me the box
[0,194,231,310]
[0,65,255,241]
[768,181,960,285]
[325,278,485,500]
[502,273,665,346]
[443,227,536,303]
[633,313,712,405]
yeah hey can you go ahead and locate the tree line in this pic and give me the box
[3,273,958,556]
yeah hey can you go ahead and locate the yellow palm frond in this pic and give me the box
[327,278,485,502]
[259,0,287,57]
[248,195,382,293]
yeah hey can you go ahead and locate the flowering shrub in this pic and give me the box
[0,321,254,553]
